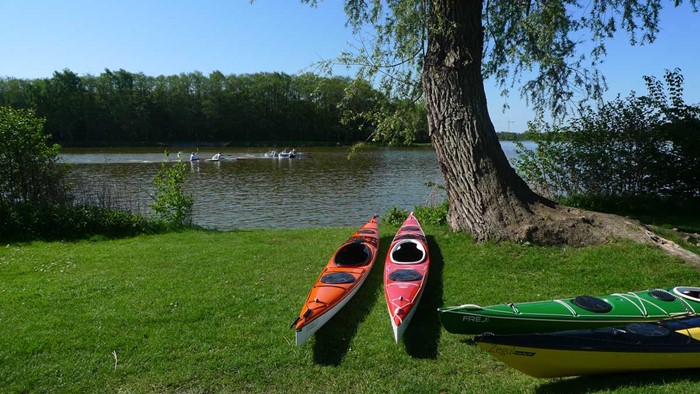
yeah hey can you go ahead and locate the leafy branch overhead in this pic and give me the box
[321,0,699,129]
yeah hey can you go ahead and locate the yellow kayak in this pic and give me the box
[475,316,700,378]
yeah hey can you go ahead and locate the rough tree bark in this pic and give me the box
[423,0,542,241]
[422,0,700,262]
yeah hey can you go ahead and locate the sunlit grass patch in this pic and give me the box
[1,227,700,392]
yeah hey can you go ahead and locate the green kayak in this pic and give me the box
[439,286,700,335]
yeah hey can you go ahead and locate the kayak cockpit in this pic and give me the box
[334,242,372,266]
[390,240,426,264]
[673,287,700,302]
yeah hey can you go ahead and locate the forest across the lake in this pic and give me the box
[0,69,431,147]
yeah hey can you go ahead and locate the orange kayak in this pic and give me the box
[291,215,379,346]
[384,212,430,342]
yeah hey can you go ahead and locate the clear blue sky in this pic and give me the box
[1,0,698,133]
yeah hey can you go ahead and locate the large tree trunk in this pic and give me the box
[423,0,543,241]
[418,0,700,262]
[420,0,674,250]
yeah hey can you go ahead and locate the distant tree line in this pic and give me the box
[496,131,536,141]
[0,69,429,146]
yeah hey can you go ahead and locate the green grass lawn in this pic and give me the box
[2,226,700,393]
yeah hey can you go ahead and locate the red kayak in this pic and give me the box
[384,212,430,342]
[291,216,379,346]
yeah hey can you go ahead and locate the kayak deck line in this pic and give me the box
[671,287,700,314]
[445,289,699,319]
[552,299,577,316]
[444,308,692,320]
[387,283,421,323]
[612,289,698,317]
[612,292,651,316]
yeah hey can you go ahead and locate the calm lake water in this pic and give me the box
[60,142,529,230]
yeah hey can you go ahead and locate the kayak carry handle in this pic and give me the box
[508,302,520,314]
[289,309,313,329]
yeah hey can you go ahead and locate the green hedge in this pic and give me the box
[0,202,162,242]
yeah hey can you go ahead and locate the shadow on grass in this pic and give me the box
[536,369,700,393]
[403,235,444,359]
[312,235,391,366]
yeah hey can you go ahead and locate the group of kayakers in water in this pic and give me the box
[180,151,221,162]
[175,148,305,162]
[265,148,299,158]
[177,151,221,162]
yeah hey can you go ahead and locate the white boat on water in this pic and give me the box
[264,150,304,159]
[277,151,296,158]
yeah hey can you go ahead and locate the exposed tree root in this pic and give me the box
[642,229,700,265]
[514,203,700,265]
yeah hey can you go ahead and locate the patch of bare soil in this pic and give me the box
[520,203,700,265]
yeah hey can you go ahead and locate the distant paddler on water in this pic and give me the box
[264,147,309,159]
